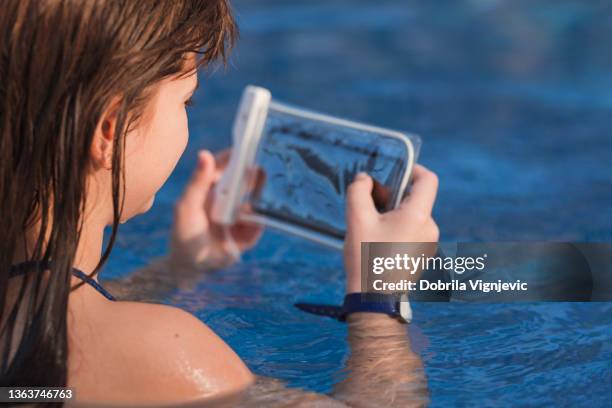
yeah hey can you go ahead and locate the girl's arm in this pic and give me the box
[216,166,437,407]
[332,314,429,407]
[219,167,438,407]
[331,165,438,407]
[103,150,262,302]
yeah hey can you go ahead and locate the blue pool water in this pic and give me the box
[104,1,612,406]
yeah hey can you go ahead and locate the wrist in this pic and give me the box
[345,292,412,323]
[346,312,410,334]
[346,278,361,295]
[295,292,412,324]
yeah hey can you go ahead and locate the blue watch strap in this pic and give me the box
[294,303,344,319]
[295,292,412,323]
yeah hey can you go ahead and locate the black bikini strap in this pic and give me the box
[9,260,116,301]
[70,268,116,301]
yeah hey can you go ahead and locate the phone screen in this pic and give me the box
[247,107,410,239]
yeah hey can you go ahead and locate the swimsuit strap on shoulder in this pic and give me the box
[9,260,116,301]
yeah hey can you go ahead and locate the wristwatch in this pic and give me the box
[295,292,412,323]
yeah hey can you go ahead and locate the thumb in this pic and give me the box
[180,150,216,209]
[346,172,378,224]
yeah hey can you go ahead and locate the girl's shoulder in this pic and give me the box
[69,300,253,405]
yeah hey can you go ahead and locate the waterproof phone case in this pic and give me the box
[211,86,421,250]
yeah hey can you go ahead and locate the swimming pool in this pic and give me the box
[104,1,612,406]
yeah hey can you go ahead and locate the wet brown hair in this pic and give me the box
[0,0,236,393]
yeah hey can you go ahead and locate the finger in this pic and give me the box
[213,149,231,176]
[180,150,216,210]
[371,177,392,211]
[346,172,378,223]
[229,220,264,250]
[211,149,231,184]
[398,164,438,217]
[245,166,266,197]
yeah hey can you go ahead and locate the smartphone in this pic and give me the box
[211,86,421,250]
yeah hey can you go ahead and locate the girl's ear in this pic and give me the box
[91,98,121,170]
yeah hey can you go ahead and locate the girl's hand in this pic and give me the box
[170,150,263,272]
[343,165,440,294]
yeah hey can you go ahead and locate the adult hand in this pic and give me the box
[343,165,440,294]
[170,149,263,272]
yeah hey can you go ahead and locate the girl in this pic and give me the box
[0,0,439,406]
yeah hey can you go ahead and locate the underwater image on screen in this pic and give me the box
[248,108,410,239]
